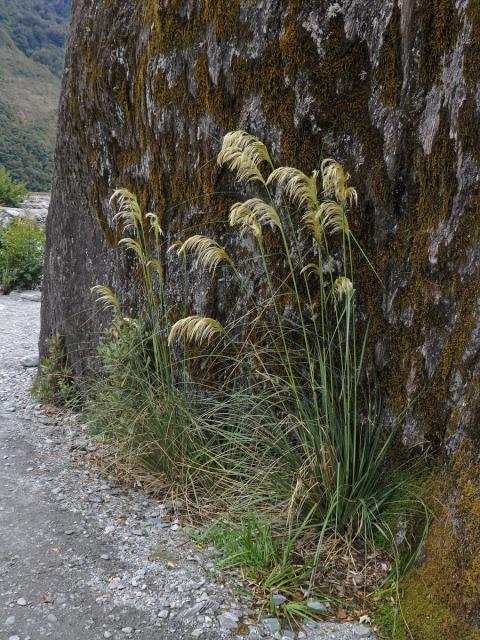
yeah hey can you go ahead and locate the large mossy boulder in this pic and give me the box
[41,2,480,634]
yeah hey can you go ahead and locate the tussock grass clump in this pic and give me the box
[85,131,428,620]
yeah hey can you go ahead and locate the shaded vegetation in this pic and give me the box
[0,101,54,191]
[0,217,45,292]
[0,166,27,207]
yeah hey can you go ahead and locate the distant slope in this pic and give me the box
[0,28,60,190]
[0,0,70,77]
[0,1,70,190]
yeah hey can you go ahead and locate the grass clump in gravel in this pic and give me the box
[81,131,429,624]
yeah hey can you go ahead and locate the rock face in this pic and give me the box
[41,1,480,634]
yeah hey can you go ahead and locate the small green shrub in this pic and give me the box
[0,166,27,206]
[0,217,45,292]
[32,334,78,406]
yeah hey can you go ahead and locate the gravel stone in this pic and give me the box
[20,354,39,368]
[263,618,281,634]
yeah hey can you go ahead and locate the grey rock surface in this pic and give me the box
[1,294,376,639]
[0,194,49,227]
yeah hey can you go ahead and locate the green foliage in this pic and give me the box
[0,0,70,77]
[0,101,54,191]
[0,217,44,292]
[0,166,27,206]
[0,0,66,189]
[85,132,428,621]
[32,334,78,406]
[196,516,340,623]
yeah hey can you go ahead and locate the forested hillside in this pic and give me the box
[0,0,70,76]
[0,1,70,190]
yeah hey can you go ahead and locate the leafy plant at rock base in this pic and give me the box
[0,217,45,292]
[0,166,27,206]
[88,131,429,622]
[32,334,78,406]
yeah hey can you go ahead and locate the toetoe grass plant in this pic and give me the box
[84,130,428,623]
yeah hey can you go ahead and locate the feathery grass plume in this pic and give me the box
[302,209,326,245]
[147,258,163,278]
[118,237,145,260]
[267,167,319,211]
[168,316,225,346]
[217,130,273,186]
[229,202,262,239]
[300,263,322,278]
[318,200,350,235]
[321,159,358,206]
[229,198,281,239]
[146,212,163,237]
[111,189,143,232]
[333,276,354,299]
[175,235,234,274]
[92,285,121,314]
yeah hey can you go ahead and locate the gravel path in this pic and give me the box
[0,293,375,640]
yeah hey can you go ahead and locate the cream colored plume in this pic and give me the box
[333,276,354,299]
[229,197,281,239]
[111,189,142,232]
[319,200,350,235]
[321,159,358,206]
[217,130,273,186]
[91,285,120,314]
[302,209,325,245]
[118,236,145,260]
[146,211,163,237]
[175,235,233,274]
[267,167,319,211]
[300,263,322,278]
[168,316,225,346]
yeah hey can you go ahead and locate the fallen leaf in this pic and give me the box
[42,593,54,604]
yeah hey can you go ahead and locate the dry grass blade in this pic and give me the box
[168,316,225,346]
